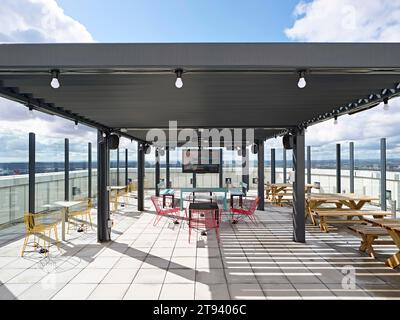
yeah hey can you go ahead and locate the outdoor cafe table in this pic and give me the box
[108,186,127,211]
[364,218,400,268]
[53,200,85,241]
[180,187,228,211]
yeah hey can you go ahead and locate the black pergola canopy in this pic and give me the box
[0,43,399,143]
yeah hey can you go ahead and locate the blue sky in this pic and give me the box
[1,0,400,162]
[57,0,299,42]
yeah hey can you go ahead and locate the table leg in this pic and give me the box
[61,208,67,241]
[163,195,166,208]
[386,229,400,269]
[239,196,243,207]
[223,192,227,211]
[230,195,233,208]
[180,191,183,211]
[172,195,175,208]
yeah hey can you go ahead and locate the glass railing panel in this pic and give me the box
[0,131,28,225]
[35,135,64,213]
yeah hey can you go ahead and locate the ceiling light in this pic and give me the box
[334,116,338,125]
[297,71,306,89]
[50,70,60,89]
[74,120,78,130]
[28,105,34,118]
[175,69,183,89]
[383,98,389,111]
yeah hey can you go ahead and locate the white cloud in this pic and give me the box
[0,0,97,161]
[285,0,400,42]
[0,0,94,43]
[285,0,400,154]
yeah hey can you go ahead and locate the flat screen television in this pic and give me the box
[182,149,220,174]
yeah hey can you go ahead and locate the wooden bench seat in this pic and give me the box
[312,209,391,232]
[348,225,394,258]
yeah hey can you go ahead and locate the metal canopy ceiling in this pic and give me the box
[0,43,399,144]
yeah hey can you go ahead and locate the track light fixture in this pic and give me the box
[175,69,183,89]
[74,120,79,130]
[50,69,60,89]
[334,116,338,125]
[383,98,389,111]
[297,70,306,89]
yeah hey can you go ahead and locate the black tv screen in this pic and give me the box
[182,149,220,174]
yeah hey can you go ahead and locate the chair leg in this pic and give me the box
[88,212,93,230]
[54,226,60,251]
[21,234,29,257]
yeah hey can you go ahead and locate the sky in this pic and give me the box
[0,0,400,162]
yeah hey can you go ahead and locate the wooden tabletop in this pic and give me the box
[364,218,400,228]
[307,193,378,201]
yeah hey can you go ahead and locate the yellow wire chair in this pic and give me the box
[67,198,94,233]
[21,211,61,257]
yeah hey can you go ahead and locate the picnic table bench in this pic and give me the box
[312,209,391,232]
[364,218,400,269]
[348,225,394,258]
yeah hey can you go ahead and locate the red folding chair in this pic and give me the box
[185,208,222,243]
[151,196,180,226]
[230,196,260,225]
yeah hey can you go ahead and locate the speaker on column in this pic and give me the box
[108,134,120,150]
[283,134,294,150]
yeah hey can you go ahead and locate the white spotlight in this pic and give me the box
[50,70,60,89]
[297,71,306,89]
[175,69,183,89]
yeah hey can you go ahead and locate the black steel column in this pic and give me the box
[64,138,69,201]
[241,142,249,191]
[137,143,145,211]
[97,130,111,242]
[219,149,223,188]
[116,148,120,186]
[192,173,197,188]
[283,149,287,183]
[307,146,311,184]
[349,142,354,193]
[336,143,341,193]
[155,148,160,196]
[271,148,276,184]
[166,146,170,188]
[28,133,35,214]
[125,149,129,186]
[88,142,92,199]
[257,140,265,210]
[381,138,387,211]
[293,130,306,243]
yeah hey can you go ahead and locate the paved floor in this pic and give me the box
[0,192,399,300]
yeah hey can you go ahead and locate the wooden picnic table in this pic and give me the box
[364,218,400,269]
[306,193,378,225]
[268,183,314,205]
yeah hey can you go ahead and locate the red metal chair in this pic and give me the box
[230,196,260,225]
[151,196,180,226]
[185,208,222,243]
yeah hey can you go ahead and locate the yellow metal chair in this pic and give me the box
[67,199,93,233]
[21,211,61,257]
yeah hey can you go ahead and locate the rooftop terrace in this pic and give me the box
[0,191,399,300]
